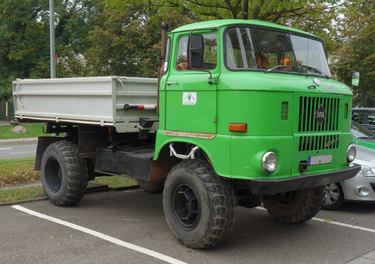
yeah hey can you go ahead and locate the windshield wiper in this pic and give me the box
[265,65,290,73]
[301,65,330,79]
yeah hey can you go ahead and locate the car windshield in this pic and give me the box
[351,121,375,139]
[224,26,332,78]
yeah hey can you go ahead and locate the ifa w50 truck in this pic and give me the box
[13,20,361,248]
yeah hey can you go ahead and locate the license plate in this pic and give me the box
[308,154,332,165]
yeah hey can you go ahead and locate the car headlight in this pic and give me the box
[346,144,356,163]
[262,152,278,174]
[360,165,375,176]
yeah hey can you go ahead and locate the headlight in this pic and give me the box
[346,145,356,163]
[360,165,375,176]
[262,152,278,174]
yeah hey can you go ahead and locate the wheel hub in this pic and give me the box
[173,184,200,230]
[324,183,339,205]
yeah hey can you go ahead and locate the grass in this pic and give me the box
[0,158,40,186]
[0,187,46,203]
[0,122,48,139]
[94,176,137,187]
[0,158,138,203]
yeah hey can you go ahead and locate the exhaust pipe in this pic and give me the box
[157,23,170,117]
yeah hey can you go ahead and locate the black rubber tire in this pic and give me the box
[263,186,325,224]
[41,141,89,206]
[136,179,165,193]
[163,159,236,249]
[322,182,345,210]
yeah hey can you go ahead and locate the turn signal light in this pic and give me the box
[229,123,247,133]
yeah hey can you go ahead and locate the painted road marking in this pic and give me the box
[12,205,187,264]
[256,206,375,233]
[10,151,35,155]
[0,148,11,151]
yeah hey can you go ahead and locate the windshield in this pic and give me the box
[351,121,375,139]
[224,26,332,78]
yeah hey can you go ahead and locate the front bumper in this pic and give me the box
[251,164,361,195]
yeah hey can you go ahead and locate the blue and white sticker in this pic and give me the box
[183,92,197,105]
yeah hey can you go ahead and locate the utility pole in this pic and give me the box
[50,0,56,78]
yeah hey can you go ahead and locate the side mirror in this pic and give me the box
[352,72,360,86]
[188,34,204,69]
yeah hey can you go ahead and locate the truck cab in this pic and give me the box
[156,19,359,191]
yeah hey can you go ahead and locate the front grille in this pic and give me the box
[298,96,340,132]
[370,183,375,193]
[298,134,340,151]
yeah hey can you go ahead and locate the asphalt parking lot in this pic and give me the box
[2,188,375,264]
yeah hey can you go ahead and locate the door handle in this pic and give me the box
[166,82,178,85]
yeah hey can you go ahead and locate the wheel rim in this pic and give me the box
[172,181,200,231]
[45,158,62,192]
[324,183,340,205]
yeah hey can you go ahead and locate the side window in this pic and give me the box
[176,33,217,71]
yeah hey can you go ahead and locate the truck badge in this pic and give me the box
[315,104,326,125]
[183,92,197,105]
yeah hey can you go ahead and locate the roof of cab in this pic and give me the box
[171,19,321,41]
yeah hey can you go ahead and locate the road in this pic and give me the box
[0,142,37,160]
[1,188,375,263]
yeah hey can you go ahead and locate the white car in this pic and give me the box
[323,121,375,210]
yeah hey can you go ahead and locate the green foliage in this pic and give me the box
[0,0,98,102]
[104,0,342,22]
[0,0,50,101]
[85,5,200,77]
[353,92,375,108]
[331,1,375,98]
[54,0,98,77]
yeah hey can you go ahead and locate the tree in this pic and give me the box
[84,5,200,77]
[353,92,375,108]
[105,0,342,22]
[331,0,375,100]
[0,0,99,102]
[54,0,98,77]
[0,0,50,101]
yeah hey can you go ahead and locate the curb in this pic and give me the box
[0,137,38,146]
[0,197,48,207]
[0,184,140,206]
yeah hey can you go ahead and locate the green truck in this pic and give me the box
[13,19,361,248]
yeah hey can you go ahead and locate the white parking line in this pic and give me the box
[0,148,11,151]
[10,151,35,155]
[12,205,187,264]
[256,207,375,233]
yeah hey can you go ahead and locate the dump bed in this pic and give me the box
[12,76,158,133]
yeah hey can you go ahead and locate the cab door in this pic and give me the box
[165,33,218,134]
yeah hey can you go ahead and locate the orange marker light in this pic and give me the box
[228,123,247,133]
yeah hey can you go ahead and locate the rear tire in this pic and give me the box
[322,182,344,210]
[163,159,236,248]
[136,179,165,193]
[263,186,324,224]
[41,141,88,206]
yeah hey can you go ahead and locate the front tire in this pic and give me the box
[163,159,236,249]
[322,182,344,210]
[41,141,89,206]
[263,186,325,224]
